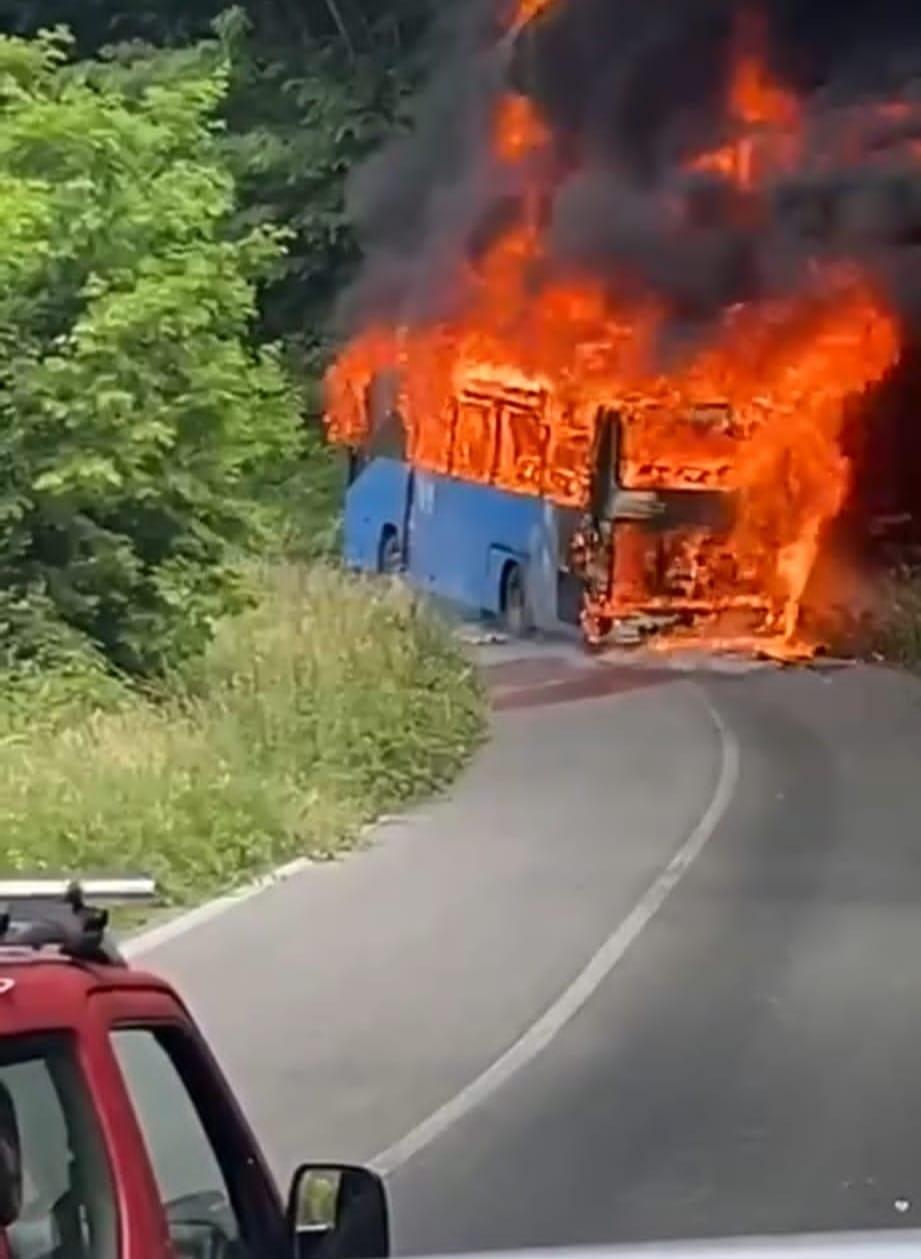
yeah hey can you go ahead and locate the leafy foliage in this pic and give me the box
[0,9,486,908]
[0,3,438,673]
[0,1,434,56]
[0,28,302,672]
[1,3,435,386]
[224,31,417,383]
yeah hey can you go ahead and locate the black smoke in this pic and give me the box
[338,1,504,329]
[340,0,921,337]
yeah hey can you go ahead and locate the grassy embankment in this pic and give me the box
[821,558,921,672]
[0,451,485,907]
[867,568,921,670]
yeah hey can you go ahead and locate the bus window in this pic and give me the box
[495,404,549,496]
[410,399,455,473]
[451,398,496,481]
[544,406,595,507]
[362,373,408,461]
[366,408,407,462]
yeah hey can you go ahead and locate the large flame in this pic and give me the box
[510,0,558,30]
[326,10,903,655]
[494,93,551,162]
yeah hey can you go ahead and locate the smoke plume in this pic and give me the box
[340,0,921,341]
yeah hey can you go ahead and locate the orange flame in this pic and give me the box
[692,20,800,190]
[732,55,798,129]
[326,15,905,655]
[512,0,557,28]
[495,93,551,162]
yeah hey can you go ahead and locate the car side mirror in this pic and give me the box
[287,1164,390,1259]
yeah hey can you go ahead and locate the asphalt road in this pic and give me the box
[139,647,921,1253]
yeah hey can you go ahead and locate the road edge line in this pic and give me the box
[124,810,417,960]
[122,856,314,960]
[371,685,740,1177]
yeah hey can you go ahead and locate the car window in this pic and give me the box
[111,1028,247,1259]
[0,1034,117,1259]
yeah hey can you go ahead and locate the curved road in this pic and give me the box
[139,646,921,1252]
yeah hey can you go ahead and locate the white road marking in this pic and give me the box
[371,687,741,1177]
[122,856,314,960]
[124,815,412,959]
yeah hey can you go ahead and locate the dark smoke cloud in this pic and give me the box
[338,0,504,329]
[339,0,921,338]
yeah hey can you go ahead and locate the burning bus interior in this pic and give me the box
[326,0,921,659]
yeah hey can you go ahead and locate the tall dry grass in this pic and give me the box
[0,565,484,902]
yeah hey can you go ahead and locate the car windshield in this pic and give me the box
[2,1,921,1257]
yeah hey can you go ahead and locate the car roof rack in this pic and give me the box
[0,878,157,966]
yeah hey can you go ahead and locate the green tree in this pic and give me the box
[0,28,301,673]
[0,4,435,388]
[224,25,418,387]
[0,2,433,61]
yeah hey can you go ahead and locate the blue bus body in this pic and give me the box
[343,456,582,632]
[338,378,761,643]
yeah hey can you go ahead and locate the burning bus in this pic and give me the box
[332,369,755,645]
[328,294,894,651]
[324,0,918,653]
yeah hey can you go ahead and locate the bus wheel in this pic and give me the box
[378,528,403,575]
[501,563,532,637]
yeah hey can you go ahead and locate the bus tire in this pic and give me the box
[500,562,532,637]
[378,527,403,575]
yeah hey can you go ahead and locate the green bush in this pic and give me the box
[869,567,921,670]
[823,564,921,669]
[0,565,485,903]
[0,28,302,674]
[243,426,345,563]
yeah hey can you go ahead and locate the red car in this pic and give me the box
[0,879,389,1259]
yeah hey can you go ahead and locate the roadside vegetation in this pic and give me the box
[0,567,483,904]
[865,568,921,671]
[0,9,485,905]
[819,562,921,672]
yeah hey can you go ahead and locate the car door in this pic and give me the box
[89,987,287,1259]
